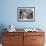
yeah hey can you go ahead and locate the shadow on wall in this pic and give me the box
[0,24,7,43]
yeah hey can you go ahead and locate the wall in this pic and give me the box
[0,0,46,31]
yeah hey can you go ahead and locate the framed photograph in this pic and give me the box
[17,7,35,22]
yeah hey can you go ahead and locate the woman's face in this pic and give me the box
[22,11,27,19]
[23,12,27,16]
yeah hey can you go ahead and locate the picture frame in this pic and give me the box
[17,7,35,22]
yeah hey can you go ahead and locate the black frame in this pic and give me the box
[17,7,35,22]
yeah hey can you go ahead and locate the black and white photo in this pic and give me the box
[17,7,35,22]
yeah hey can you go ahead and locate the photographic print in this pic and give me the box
[17,7,35,22]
